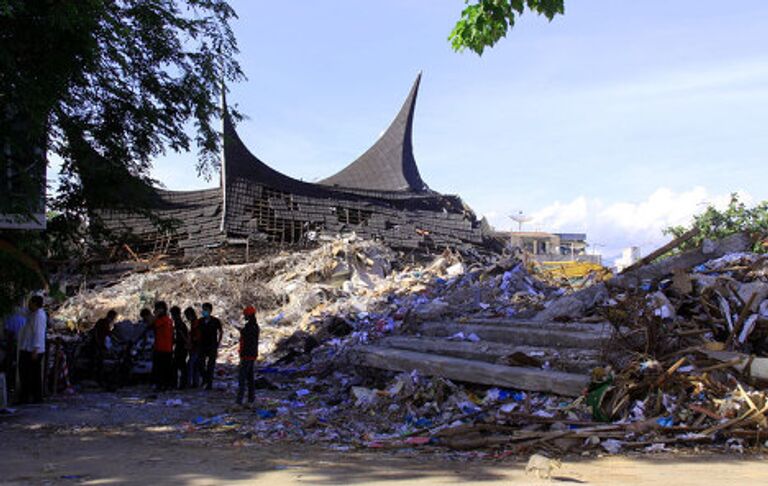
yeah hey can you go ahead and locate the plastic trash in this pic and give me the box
[352,386,378,407]
[656,416,674,428]
[644,443,668,453]
[256,409,276,419]
[601,439,624,454]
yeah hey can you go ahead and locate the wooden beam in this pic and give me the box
[621,227,700,274]
[702,350,768,381]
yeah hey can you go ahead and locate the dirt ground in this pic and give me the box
[2,387,768,485]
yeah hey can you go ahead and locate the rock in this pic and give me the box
[649,291,676,320]
[670,268,693,295]
[412,299,450,320]
[534,283,608,321]
[736,281,768,312]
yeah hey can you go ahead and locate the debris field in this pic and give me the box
[40,231,768,457]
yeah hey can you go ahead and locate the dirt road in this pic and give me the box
[1,388,767,485]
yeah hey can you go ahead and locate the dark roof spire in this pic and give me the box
[319,73,427,192]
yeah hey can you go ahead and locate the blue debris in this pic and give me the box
[656,416,674,428]
[256,409,277,419]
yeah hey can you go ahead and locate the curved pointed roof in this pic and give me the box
[222,111,306,188]
[319,73,427,192]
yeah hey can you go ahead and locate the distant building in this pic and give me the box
[615,246,641,272]
[505,231,601,265]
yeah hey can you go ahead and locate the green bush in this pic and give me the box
[664,194,768,253]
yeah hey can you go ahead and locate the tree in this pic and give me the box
[1,0,243,216]
[449,0,564,55]
[0,0,244,313]
[664,194,768,254]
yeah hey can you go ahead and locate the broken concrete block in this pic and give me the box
[412,299,450,320]
[736,281,768,312]
[353,346,589,396]
[534,283,609,321]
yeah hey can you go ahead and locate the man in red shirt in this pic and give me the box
[149,301,174,391]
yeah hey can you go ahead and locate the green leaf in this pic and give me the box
[449,0,564,55]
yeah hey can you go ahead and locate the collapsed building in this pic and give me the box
[98,74,490,262]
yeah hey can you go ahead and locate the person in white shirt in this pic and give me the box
[17,295,47,403]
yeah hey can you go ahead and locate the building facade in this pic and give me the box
[506,231,601,264]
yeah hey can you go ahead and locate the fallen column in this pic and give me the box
[351,346,589,396]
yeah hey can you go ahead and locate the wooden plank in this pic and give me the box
[353,346,589,396]
[618,232,751,284]
[621,227,700,274]
[702,350,768,381]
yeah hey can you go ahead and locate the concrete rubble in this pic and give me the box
[33,231,768,457]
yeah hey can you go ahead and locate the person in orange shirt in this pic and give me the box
[149,301,174,391]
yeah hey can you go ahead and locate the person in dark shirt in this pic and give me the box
[94,310,117,351]
[199,302,223,391]
[169,306,189,389]
[184,307,201,388]
[93,310,117,387]
[139,308,153,326]
[236,306,260,405]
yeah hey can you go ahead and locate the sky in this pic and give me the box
[149,0,768,263]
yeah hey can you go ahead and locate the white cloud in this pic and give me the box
[487,187,754,265]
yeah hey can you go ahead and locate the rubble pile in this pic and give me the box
[48,232,768,457]
[54,235,554,359]
[55,236,394,355]
[229,234,768,455]
[578,250,768,451]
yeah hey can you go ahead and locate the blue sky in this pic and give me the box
[151,1,768,261]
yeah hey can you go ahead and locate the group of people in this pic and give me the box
[1,297,261,406]
[94,301,261,404]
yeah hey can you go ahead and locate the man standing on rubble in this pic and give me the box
[236,306,259,405]
[199,302,223,391]
[149,301,174,391]
[17,295,47,404]
[170,306,189,389]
